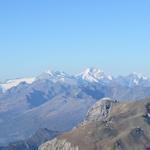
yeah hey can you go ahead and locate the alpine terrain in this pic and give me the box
[39,98,150,150]
[0,68,150,147]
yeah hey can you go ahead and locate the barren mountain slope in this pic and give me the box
[39,98,150,150]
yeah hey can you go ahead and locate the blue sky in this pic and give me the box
[0,0,150,80]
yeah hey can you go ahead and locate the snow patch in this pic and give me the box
[77,68,112,83]
[0,77,35,91]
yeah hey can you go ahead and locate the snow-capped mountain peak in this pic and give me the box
[131,72,148,80]
[45,70,54,76]
[78,68,112,83]
[45,70,67,78]
[127,72,149,86]
[0,77,35,91]
[116,72,149,87]
[36,69,74,83]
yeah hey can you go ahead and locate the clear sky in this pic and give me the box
[0,0,150,80]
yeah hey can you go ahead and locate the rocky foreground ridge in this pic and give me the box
[39,98,150,150]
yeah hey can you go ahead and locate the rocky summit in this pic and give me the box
[39,98,150,150]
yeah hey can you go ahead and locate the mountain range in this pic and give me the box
[0,68,150,146]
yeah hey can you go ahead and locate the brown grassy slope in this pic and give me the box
[58,99,150,150]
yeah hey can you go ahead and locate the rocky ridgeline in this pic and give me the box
[38,98,117,150]
[39,138,78,150]
[38,98,150,150]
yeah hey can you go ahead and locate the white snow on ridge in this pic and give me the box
[77,68,112,82]
[133,79,139,85]
[132,72,148,80]
[127,72,149,86]
[0,77,35,91]
[36,70,73,83]
[0,68,149,92]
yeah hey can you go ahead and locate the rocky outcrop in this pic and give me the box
[39,138,78,150]
[85,97,118,122]
[39,98,150,150]
[144,102,150,124]
[38,98,118,150]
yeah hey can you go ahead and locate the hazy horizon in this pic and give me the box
[1,67,150,83]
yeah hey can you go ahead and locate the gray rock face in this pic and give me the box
[39,138,78,150]
[85,98,118,122]
[144,102,150,124]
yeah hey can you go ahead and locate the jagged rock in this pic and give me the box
[114,139,126,150]
[85,97,118,122]
[144,102,150,124]
[130,127,144,141]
